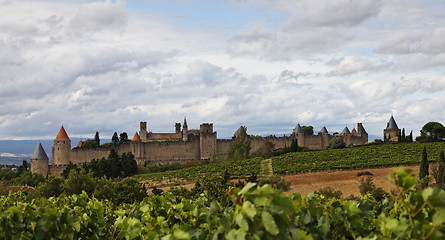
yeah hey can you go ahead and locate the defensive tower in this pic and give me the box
[139,122,147,141]
[199,123,217,160]
[384,115,400,141]
[52,126,71,165]
[30,142,49,176]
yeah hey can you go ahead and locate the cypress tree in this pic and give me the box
[419,147,429,188]
[227,126,251,161]
[95,131,100,147]
[438,151,445,189]
[291,139,299,152]
[409,131,413,142]
[401,128,406,142]
[112,132,119,147]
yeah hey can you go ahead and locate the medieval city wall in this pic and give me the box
[250,137,292,152]
[295,134,333,149]
[147,133,182,140]
[305,135,331,149]
[48,164,68,176]
[70,147,110,165]
[139,140,201,164]
[347,135,369,146]
[216,140,231,159]
[42,121,372,177]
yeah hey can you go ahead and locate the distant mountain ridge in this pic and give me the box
[0,139,82,165]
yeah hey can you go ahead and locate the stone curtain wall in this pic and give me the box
[70,148,110,165]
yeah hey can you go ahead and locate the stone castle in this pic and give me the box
[31,117,372,176]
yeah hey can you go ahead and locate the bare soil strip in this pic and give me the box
[283,166,420,197]
[260,158,273,176]
[143,165,424,198]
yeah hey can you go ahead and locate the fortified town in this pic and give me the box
[30,116,402,176]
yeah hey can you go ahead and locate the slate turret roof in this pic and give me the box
[293,124,304,134]
[387,116,399,129]
[31,142,48,160]
[183,117,188,129]
[319,126,328,134]
[359,124,367,134]
[341,127,350,135]
[55,126,70,141]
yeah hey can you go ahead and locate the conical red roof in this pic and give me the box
[132,132,141,142]
[55,126,70,141]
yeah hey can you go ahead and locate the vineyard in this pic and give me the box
[272,142,445,174]
[136,142,445,184]
[136,157,262,183]
[2,168,445,239]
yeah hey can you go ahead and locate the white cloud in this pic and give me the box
[1,0,445,142]
[284,0,382,29]
[69,0,128,36]
[327,56,393,76]
[228,26,353,60]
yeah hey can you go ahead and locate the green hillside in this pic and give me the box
[272,142,445,174]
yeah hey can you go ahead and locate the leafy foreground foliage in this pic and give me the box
[2,168,445,239]
[273,142,445,174]
[33,169,147,205]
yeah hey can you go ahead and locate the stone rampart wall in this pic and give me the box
[70,147,110,165]
[250,137,292,152]
[348,135,368,145]
[147,133,182,140]
[216,140,231,159]
[139,140,201,164]
[48,164,68,176]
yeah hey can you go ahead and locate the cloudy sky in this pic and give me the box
[1,0,445,141]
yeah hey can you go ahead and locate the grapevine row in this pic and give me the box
[272,142,445,174]
[136,157,261,183]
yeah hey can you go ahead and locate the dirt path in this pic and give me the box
[260,159,273,176]
[283,166,420,197]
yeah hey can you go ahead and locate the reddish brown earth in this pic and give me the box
[146,165,423,197]
[283,166,420,197]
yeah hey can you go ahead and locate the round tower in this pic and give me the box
[30,142,49,177]
[52,126,71,165]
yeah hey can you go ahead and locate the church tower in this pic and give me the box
[52,126,71,165]
[30,142,49,176]
[182,117,188,142]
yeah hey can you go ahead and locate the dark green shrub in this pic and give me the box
[315,186,343,199]
[329,137,346,149]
